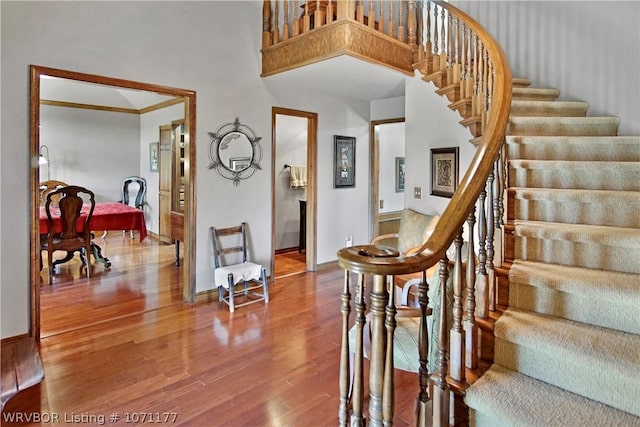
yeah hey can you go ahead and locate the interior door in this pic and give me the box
[158,124,173,243]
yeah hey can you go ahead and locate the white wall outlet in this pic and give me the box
[414,187,422,199]
[345,235,353,247]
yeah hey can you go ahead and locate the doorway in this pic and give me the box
[370,118,406,239]
[271,107,318,277]
[30,65,197,339]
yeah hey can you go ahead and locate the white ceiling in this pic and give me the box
[40,76,177,110]
[40,55,409,109]
[263,55,409,101]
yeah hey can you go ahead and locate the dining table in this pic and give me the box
[39,201,148,269]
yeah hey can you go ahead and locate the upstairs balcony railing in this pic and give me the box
[261,1,512,425]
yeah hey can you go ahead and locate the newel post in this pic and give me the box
[262,0,272,48]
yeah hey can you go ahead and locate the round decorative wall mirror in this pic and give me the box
[207,117,262,185]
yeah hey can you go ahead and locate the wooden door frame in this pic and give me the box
[29,65,197,339]
[271,107,318,273]
[369,117,405,240]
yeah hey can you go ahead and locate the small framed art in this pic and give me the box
[395,156,405,192]
[334,135,356,188]
[430,147,459,198]
[149,142,159,172]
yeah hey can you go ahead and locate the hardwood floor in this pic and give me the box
[4,240,421,426]
[274,249,306,278]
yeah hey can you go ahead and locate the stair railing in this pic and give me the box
[331,1,512,425]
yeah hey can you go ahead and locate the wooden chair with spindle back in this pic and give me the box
[41,185,95,285]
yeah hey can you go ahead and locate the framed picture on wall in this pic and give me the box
[149,142,159,172]
[334,135,356,188]
[395,156,405,192]
[430,147,459,198]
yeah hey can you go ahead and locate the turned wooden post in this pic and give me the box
[449,231,465,383]
[416,269,431,425]
[486,170,496,312]
[338,270,352,426]
[476,180,489,319]
[464,208,478,370]
[382,277,397,425]
[262,0,272,48]
[351,273,366,426]
[336,0,355,20]
[272,0,280,44]
[368,273,389,426]
[431,256,450,427]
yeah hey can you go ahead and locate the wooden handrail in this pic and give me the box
[338,1,512,277]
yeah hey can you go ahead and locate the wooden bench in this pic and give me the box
[1,337,44,410]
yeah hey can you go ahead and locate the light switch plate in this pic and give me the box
[414,187,422,199]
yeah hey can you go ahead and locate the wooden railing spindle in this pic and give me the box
[449,231,465,382]
[486,170,496,312]
[272,0,280,44]
[416,269,431,425]
[262,0,272,48]
[338,270,352,427]
[351,273,366,426]
[476,184,489,319]
[398,1,406,42]
[357,0,364,24]
[431,256,450,427]
[368,273,389,426]
[293,0,300,36]
[464,208,478,370]
[388,1,395,39]
[382,277,397,425]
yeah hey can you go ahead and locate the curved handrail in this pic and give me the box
[338,1,512,277]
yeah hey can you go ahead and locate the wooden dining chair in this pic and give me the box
[210,222,269,312]
[39,180,68,206]
[41,185,95,285]
[120,176,147,239]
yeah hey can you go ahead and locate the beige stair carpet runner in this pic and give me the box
[464,80,640,426]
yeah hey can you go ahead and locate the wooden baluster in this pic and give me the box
[262,0,272,48]
[465,24,472,99]
[458,19,465,92]
[315,0,324,29]
[351,273,366,426]
[368,0,375,29]
[486,170,496,312]
[398,1,406,42]
[293,0,300,36]
[382,276,397,425]
[368,273,388,427]
[378,0,385,34]
[431,3,439,70]
[338,270,352,426]
[475,43,485,117]
[303,1,310,33]
[425,0,432,63]
[452,15,461,84]
[476,183,489,319]
[498,145,505,227]
[449,231,465,383]
[481,44,489,131]
[272,0,280,44]
[439,5,446,71]
[416,269,431,425]
[464,208,478,370]
[282,0,290,41]
[447,11,453,79]
[326,0,334,24]
[431,256,450,427]
[336,0,355,20]
[472,33,479,115]
[357,0,364,24]
[388,1,395,39]
[486,57,494,134]
[415,0,423,61]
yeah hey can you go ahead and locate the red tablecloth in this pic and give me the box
[40,202,148,241]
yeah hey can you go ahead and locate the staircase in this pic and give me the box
[464,79,640,426]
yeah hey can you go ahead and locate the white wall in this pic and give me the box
[0,1,372,336]
[404,73,475,217]
[40,105,140,202]
[455,0,640,135]
[378,122,405,214]
[139,103,185,234]
[274,114,307,250]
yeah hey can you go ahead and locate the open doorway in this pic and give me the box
[271,107,318,278]
[30,65,196,339]
[370,118,406,239]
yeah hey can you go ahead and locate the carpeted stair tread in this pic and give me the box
[493,308,640,415]
[508,260,640,334]
[512,87,560,101]
[465,365,640,427]
[510,100,588,117]
[509,160,640,191]
[507,116,620,136]
[512,77,532,88]
[513,220,640,274]
[505,135,640,161]
[509,188,640,227]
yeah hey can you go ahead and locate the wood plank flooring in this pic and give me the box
[3,237,421,426]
